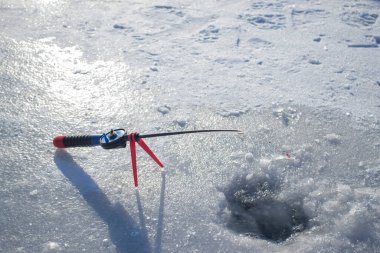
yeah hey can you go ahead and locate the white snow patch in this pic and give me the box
[42,242,62,252]
[29,189,38,197]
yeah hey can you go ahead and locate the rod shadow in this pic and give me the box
[154,171,166,253]
[54,150,152,253]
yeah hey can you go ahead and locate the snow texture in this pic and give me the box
[1,0,380,252]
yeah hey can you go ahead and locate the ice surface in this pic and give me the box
[1,0,380,252]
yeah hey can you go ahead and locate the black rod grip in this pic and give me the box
[53,134,102,148]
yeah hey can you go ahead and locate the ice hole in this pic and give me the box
[222,174,309,242]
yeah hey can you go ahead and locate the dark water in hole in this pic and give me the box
[223,174,309,242]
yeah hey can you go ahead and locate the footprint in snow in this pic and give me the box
[248,37,273,48]
[197,25,220,43]
[341,11,378,28]
[152,5,185,17]
[291,8,329,27]
[113,23,134,32]
[241,14,286,30]
[250,1,285,10]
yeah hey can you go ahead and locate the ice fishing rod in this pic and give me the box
[53,128,240,187]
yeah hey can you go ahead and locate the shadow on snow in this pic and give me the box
[54,150,166,253]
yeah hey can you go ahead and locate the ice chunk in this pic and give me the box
[157,105,170,115]
[324,133,341,145]
[308,59,321,65]
[42,242,62,252]
[338,205,378,244]
[245,153,254,163]
[102,238,111,248]
[29,189,38,197]
[174,119,188,127]
[272,106,301,126]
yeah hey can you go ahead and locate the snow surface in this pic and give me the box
[1,0,380,252]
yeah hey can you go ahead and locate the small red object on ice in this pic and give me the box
[283,151,291,159]
[128,133,164,187]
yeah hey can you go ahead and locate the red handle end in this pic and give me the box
[53,136,66,148]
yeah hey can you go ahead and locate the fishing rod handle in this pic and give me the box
[53,134,102,148]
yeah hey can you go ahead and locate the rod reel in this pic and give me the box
[99,129,127,149]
